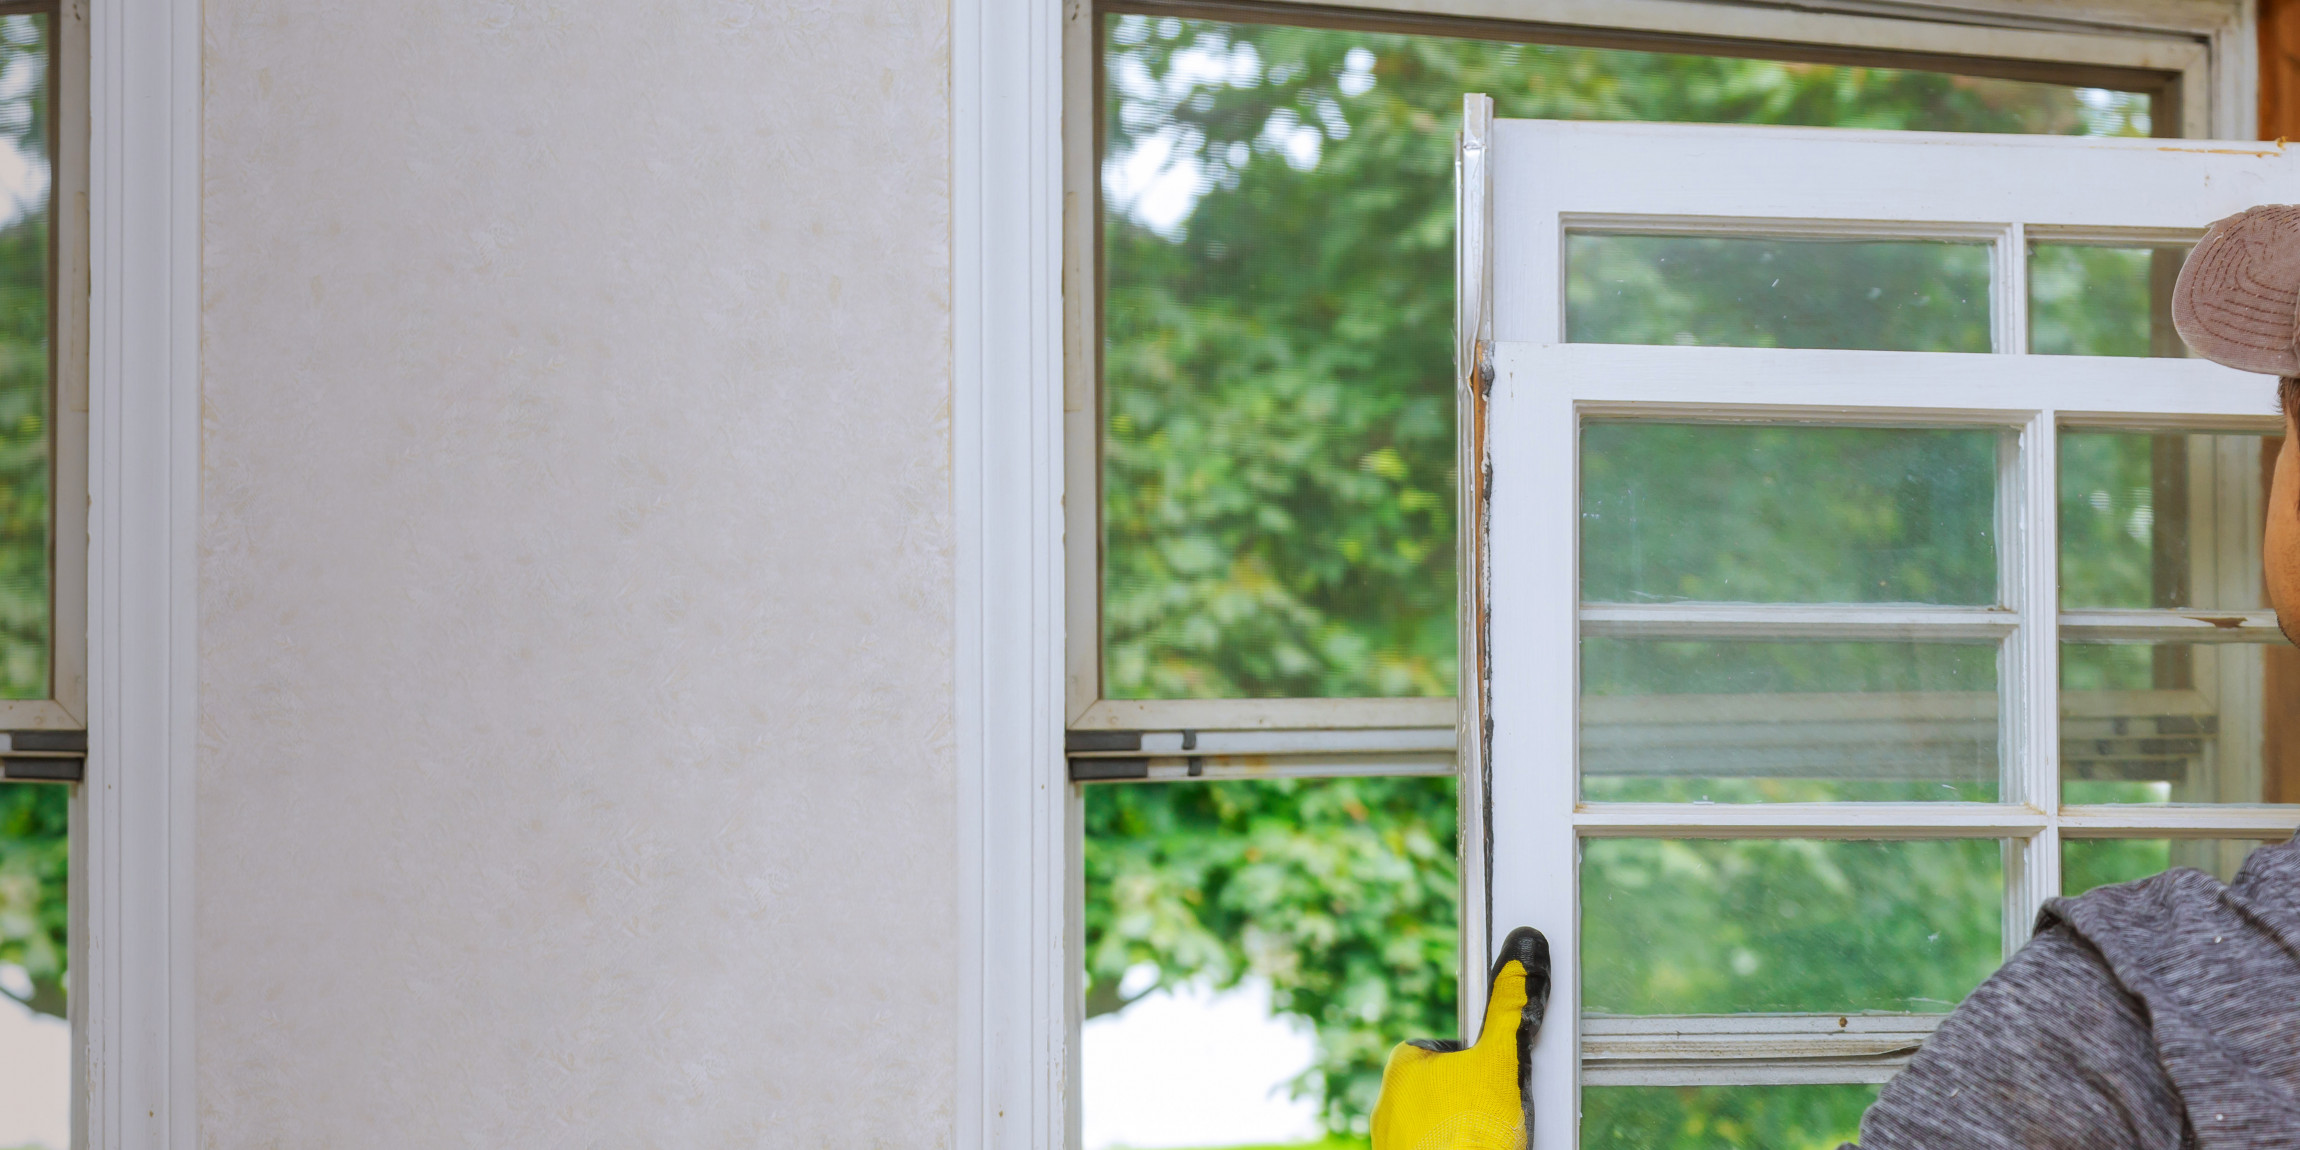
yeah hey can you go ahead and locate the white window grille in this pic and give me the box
[1466,106,2300,1145]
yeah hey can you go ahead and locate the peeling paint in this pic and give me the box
[2158,144,2287,158]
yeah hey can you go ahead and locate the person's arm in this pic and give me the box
[1848,924,2183,1150]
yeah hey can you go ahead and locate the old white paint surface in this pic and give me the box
[196,1,955,1144]
[1580,1012,1942,1086]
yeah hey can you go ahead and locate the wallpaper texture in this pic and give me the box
[198,0,954,1143]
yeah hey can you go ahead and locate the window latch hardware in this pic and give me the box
[1069,757,1148,782]
[1,729,84,783]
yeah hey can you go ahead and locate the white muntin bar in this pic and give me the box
[2003,409,2061,956]
[1566,802,2300,839]
[1581,1012,1944,1087]
[1996,221,2028,356]
[2059,608,2286,642]
[1528,344,2270,421]
[1572,802,2048,838]
[1582,605,2288,642]
[2059,805,2300,837]
[1580,602,2013,640]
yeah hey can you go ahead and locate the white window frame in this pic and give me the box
[1475,114,2300,1148]
[1061,0,2238,764]
[956,3,2262,1149]
[0,0,92,752]
[76,0,200,1145]
[0,0,90,737]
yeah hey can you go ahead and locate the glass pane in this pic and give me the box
[2059,430,2274,611]
[1084,777,1455,1140]
[1101,12,2152,699]
[1567,235,1992,351]
[0,781,66,1150]
[1582,423,2001,605]
[0,21,57,1149]
[0,15,45,702]
[1583,1084,1879,1150]
[2062,837,2285,895]
[1582,838,2002,1015]
[1582,637,1999,802]
[2062,641,2300,804]
[2030,243,2193,357]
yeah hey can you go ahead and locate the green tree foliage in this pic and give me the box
[1568,234,1991,352]
[1580,424,2000,606]
[1088,13,2155,1144]
[2055,426,2270,804]
[0,13,47,699]
[2062,838,2276,897]
[0,179,43,698]
[2029,243,2185,360]
[1085,778,1458,1133]
[1100,15,2147,702]
[0,781,63,1017]
[1583,1085,1880,1150]
[2063,837,2176,897]
[1582,839,2001,1016]
[0,12,62,1023]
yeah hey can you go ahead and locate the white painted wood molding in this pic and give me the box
[79,0,198,1144]
[954,0,1070,1147]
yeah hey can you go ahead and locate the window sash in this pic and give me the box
[1477,116,2300,1142]
[0,0,82,734]
[1490,346,2300,1103]
[1064,0,2226,759]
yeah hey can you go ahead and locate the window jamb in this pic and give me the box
[77,0,203,1142]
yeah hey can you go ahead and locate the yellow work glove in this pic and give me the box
[1369,926,1551,1150]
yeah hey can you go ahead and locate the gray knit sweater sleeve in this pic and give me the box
[1847,835,2300,1150]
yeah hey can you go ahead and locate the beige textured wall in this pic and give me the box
[197,1,953,1143]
